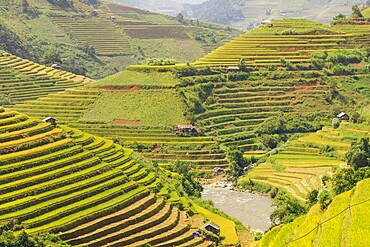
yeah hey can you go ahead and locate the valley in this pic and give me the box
[0,1,369,246]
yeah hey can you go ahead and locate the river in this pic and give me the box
[201,185,275,231]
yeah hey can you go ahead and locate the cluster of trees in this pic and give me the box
[279,49,368,75]
[0,224,69,247]
[78,0,99,6]
[346,137,370,169]
[0,23,31,60]
[47,0,73,8]
[146,58,176,66]
[256,113,325,148]
[307,138,370,208]
[167,161,203,197]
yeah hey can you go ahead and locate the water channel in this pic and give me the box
[201,185,276,231]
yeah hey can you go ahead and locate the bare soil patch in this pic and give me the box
[352,63,363,69]
[112,119,141,126]
[100,86,141,91]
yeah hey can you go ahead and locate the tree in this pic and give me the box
[332,118,340,129]
[16,230,35,247]
[333,13,346,20]
[351,112,360,123]
[177,13,184,23]
[346,138,370,169]
[352,5,363,18]
[306,189,319,206]
[331,167,370,195]
[270,191,307,226]
[22,0,29,13]
[227,150,249,178]
[318,189,332,209]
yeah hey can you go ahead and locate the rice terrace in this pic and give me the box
[0,0,370,246]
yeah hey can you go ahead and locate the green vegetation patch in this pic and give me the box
[92,70,180,88]
[79,89,188,127]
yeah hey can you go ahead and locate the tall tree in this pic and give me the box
[352,5,363,18]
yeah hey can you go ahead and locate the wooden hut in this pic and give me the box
[203,221,220,235]
[42,116,57,126]
[173,124,199,135]
[337,112,349,121]
[226,66,240,73]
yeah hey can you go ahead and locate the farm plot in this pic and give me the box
[260,178,370,246]
[79,89,188,127]
[0,52,87,104]
[13,84,227,171]
[243,123,370,200]
[51,16,130,55]
[12,88,100,123]
[198,80,329,151]
[194,18,368,67]
[0,107,213,247]
[123,25,189,39]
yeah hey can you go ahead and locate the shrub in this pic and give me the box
[332,118,340,129]
[281,28,297,35]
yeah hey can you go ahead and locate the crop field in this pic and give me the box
[12,88,100,123]
[260,178,370,246]
[0,51,89,104]
[197,80,330,151]
[79,89,187,127]
[0,106,218,246]
[13,85,228,171]
[124,25,190,39]
[243,123,370,200]
[51,16,130,56]
[194,19,369,67]
[191,199,240,246]
[93,70,180,88]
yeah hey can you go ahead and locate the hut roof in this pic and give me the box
[337,112,348,118]
[42,116,56,122]
[177,124,195,129]
[204,221,220,231]
[226,66,240,70]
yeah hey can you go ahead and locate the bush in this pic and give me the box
[332,118,340,129]
[281,28,297,35]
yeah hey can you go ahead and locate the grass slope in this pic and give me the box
[259,178,370,247]
[194,18,369,67]
[0,0,239,79]
[242,123,370,200]
[80,89,188,127]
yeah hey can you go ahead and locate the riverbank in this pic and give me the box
[201,185,275,232]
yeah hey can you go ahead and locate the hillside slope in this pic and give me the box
[0,0,240,79]
[259,178,370,246]
[194,18,370,67]
[0,106,217,246]
[183,0,368,30]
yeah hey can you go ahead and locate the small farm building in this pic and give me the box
[43,116,57,126]
[51,64,61,70]
[174,125,198,135]
[203,222,220,235]
[337,112,349,121]
[226,66,240,73]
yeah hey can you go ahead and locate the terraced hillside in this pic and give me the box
[51,16,131,56]
[194,19,370,67]
[0,0,239,79]
[197,80,330,151]
[260,178,370,246]
[241,122,370,201]
[0,51,90,104]
[12,86,229,171]
[0,106,214,246]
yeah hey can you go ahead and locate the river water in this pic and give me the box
[201,185,275,231]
